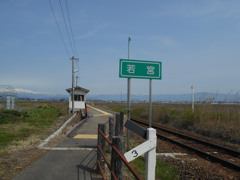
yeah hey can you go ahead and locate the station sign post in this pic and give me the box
[119,59,162,127]
[119,59,162,180]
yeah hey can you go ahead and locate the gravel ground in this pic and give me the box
[130,125,240,179]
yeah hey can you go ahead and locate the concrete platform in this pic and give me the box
[13,106,114,180]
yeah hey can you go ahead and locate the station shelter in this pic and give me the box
[66,86,89,116]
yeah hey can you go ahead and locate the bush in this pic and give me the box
[37,104,54,110]
[177,110,194,129]
[0,110,22,124]
[0,109,21,117]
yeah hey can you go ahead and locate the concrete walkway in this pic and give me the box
[13,106,114,180]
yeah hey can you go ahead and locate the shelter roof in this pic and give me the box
[66,86,90,94]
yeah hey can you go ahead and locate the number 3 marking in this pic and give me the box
[132,150,138,157]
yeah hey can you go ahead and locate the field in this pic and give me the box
[1,100,239,179]
[0,101,69,154]
[94,101,240,145]
[0,100,71,179]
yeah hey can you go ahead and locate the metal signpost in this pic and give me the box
[119,58,162,180]
[127,37,131,151]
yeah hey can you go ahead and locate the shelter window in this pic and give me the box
[74,95,84,101]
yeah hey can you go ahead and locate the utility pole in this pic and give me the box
[76,75,79,87]
[70,56,79,114]
[127,37,131,151]
[191,85,194,112]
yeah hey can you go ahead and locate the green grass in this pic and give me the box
[155,159,178,180]
[129,156,178,180]
[0,101,68,150]
[0,109,21,124]
[129,156,145,178]
[0,131,15,147]
[95,101,240,144]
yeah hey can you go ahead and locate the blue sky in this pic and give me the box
[1,0,240,96]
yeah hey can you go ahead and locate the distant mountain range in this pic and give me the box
[88,92,240,103]
[17,91,240,103]
[17,92,68,101]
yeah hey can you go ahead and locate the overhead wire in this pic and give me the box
[49,0,81,88]
[48,0,70,57]
[65,0,79,58]
[64,0,80,83]
[58,0,75,56]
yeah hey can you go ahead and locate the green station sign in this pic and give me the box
[119,59,162,79]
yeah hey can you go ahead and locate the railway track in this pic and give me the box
[131,118,240,172]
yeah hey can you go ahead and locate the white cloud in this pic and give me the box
[15,88,55,95]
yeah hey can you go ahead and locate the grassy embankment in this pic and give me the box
[94,101,240,179]
[0,101,68,156]
[94,102,240,145]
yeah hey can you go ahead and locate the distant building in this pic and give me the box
[0,85,17,110]
[66,86,89,115]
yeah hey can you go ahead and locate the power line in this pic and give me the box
[58,0,75,56]
[65,0,79,57]
[48,0,70,57]
[65,0,79,83]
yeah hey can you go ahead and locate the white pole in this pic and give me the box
[11,96,15,110]
[6,96,10,110]
[191,85,194,112]
[145,128,156,180]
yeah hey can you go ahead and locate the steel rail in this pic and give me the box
[131,118,240,157]
[131,118,240,172]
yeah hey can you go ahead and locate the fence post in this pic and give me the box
[97,123,106,174]
[115,114,120,136]
[115,112,124,136]
[109,116,114,152]
[120,111,124,135]
[111,136,125,180]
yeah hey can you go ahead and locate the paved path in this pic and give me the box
[13,106,114,180]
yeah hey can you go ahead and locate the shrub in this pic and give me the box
[177,110,194,129]
[0,110,22,124]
